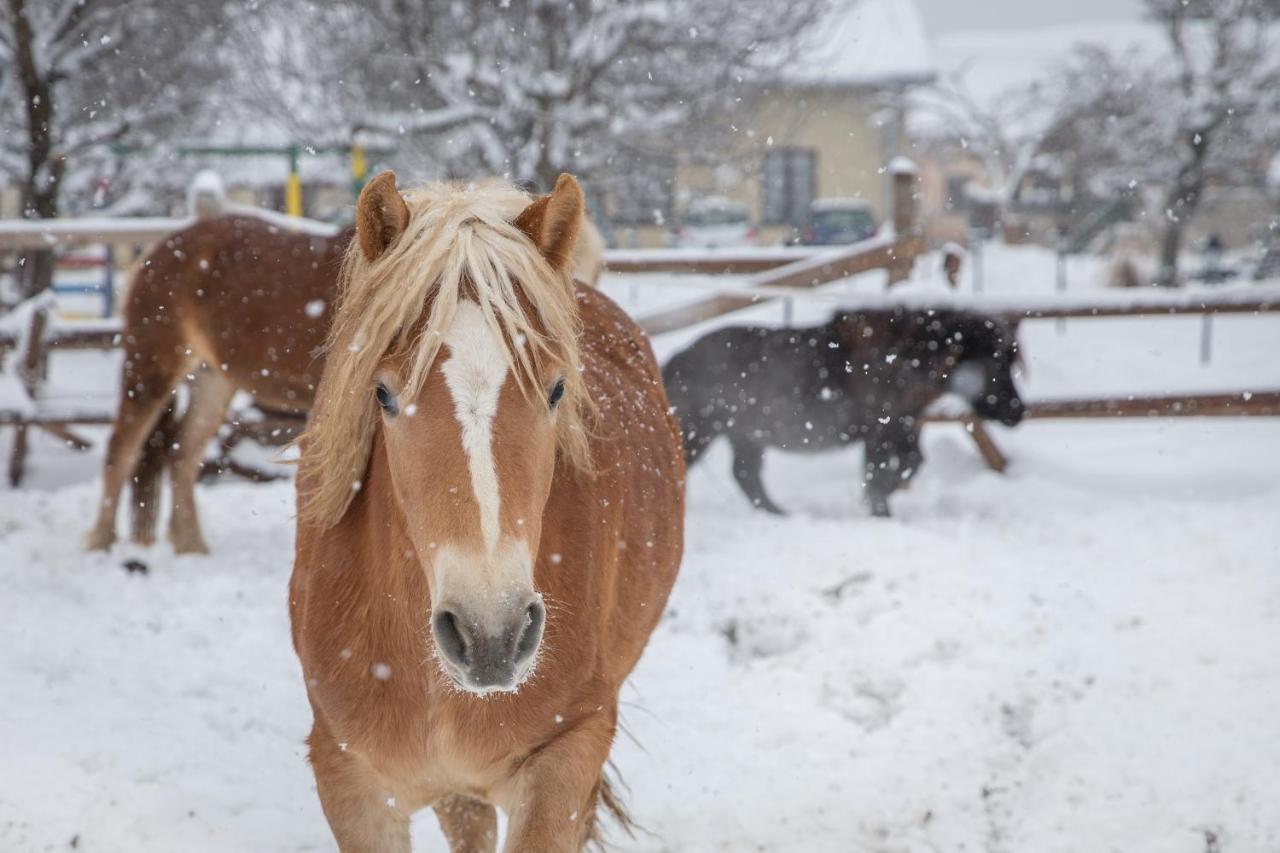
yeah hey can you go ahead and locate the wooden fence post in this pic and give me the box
[888,157,919,285]
[8,301,49,486]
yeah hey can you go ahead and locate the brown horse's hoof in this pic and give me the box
[84,528,117,552]
[172,539,211,556]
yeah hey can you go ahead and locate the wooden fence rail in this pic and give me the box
[3,183,1279,484]
[1024,390,1280,419]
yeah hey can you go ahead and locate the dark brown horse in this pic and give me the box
[86,202,605,554]
[663,307,1024,517]
[290,172,684,851]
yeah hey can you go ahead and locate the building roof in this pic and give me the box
[787,0,938,88]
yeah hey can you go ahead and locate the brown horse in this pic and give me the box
[85,197,606,554]
[289,172,683,852]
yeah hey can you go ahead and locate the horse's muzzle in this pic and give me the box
[431,597,545,694]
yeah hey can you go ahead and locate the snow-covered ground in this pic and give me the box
[2,245,1279,851]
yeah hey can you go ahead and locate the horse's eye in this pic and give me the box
[548,377,566,410]
[375,382,399,416]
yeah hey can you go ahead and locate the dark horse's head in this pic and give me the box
[832,307,1025,427]
[934,311,1024,426]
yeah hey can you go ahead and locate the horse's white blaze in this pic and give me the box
[441,300,509,552]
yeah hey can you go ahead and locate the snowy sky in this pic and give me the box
[916,0,1145,34]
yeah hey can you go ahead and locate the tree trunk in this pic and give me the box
[9,0,62,298]
[1156,206,1184,288]
[1155,128,1212,288]
[17,180,61,299]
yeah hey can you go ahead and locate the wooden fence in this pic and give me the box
[1,171,1278,484]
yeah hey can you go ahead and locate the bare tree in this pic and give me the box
[243,0,826,203]
[912,67,1050,210]
[1044,1,1280,284]
[0,0,228,297]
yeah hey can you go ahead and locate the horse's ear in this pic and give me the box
[515,173,584,273]
[356,171,410,262]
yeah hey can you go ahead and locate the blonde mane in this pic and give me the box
[298,180,591,528]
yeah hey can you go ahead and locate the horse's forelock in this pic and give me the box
[297,180,591,528]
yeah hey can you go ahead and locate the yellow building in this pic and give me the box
[609,0,936,248]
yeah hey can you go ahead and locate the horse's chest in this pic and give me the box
[328,689,526,800]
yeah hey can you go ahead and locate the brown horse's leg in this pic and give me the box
[434,795,498,853]
[499,710,617,853]
[167,367,235,555]
[308,721,410,853]
[86,357,187,551]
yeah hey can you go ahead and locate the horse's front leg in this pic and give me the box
[863,424,914,517]
[308,720,411,853]
[499,710,616,853]
[434,794,498,853]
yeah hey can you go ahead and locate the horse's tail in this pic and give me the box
[129,398,179,544]
[587,762,636,850]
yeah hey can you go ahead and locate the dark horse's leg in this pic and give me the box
[863,425,922,518]
[892,424,924,489]
[730,436,785,515]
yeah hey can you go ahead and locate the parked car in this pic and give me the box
[796,198,878,245]
[669,197,758,249]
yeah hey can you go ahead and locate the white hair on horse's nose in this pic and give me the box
[441,300,509,552]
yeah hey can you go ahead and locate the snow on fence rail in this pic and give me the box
[633,234,924,335]
[602,245,820,275]
[0,217,190,249]
[630,277,1280,333]
[0,210,339,250]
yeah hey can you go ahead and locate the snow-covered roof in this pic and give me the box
[787,0,937,88]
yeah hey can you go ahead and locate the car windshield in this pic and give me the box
[685,206,749,227]
[812,208,874,231]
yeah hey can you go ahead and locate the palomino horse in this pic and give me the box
[85,195,606,554]
[290,172,684,851]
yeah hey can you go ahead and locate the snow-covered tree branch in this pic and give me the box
[1042,0,1280,284]
[241,0,828,203]
[0,0,229,296]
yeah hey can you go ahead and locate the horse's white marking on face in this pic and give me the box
[441,300,509,552]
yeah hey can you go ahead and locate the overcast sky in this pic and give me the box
[915,0,1146,34]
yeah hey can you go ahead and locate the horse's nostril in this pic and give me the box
[432,609,470,667]
[514,600,546,664]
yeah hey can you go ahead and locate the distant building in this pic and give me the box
[609,0,937,248]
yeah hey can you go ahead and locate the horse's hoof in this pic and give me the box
[173,541,211,556]
[171,533,211,555]
[84,529,116,552]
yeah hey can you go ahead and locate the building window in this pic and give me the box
[762,148,816,226]
[944,175,971,213]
